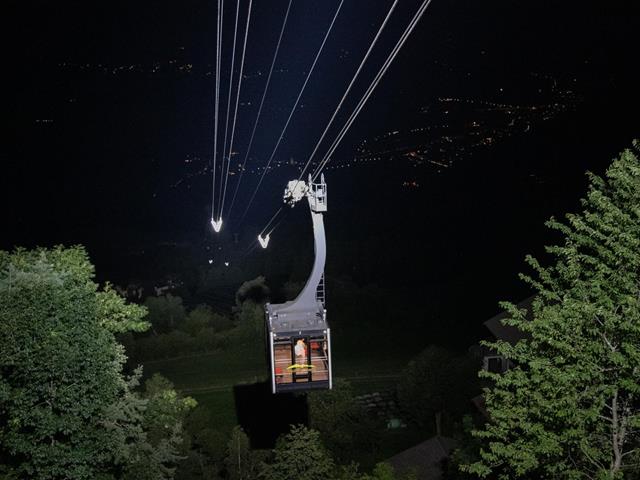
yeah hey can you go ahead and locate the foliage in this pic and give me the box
[443,415,482,480]
[464,145,640,479]
[98,282,149,333]
[131,306,231,361]
[224,426,263,480]
[230,301,264,342]
[360,462,416,480]
[120,374,196,480]
[141,374,197,445]
[397,346,479,432]
[0,247,159,479]
[144,294,187,333]
[235,276,270,306]
[181,305,232,336]
[308,378,382,462]
[0,246,195,480]
[261,425,335,480]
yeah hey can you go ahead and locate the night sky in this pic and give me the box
[4,0,639,341]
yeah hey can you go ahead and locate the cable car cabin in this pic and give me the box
[265,304,331,393]
[265,175,332,393]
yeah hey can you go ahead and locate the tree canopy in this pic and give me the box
[465,145,640,478]
[0,246,189,479]
[262,425,334,480]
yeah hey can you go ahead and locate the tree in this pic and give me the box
[224,426,262,480]
[360,463,416,480]
[262,425,334,480]
[0,246,190,479]
[234,276,270,306]
[121,374,196,480]
[308,378,382,462]
[181,305,232,336]
[465,145,640,479]
[144,294,187,333]
[0,246,146,479]
[397,346,479,434]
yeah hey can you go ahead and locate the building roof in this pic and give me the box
[387,435,457,480]
[483,295,535,345]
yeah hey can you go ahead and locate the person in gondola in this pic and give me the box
[294,339,307,362]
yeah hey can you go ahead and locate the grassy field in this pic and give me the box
[142,320,424,445]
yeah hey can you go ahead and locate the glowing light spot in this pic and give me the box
[224,261,230,267]
[208,259,213,264]
[210,217,223,232]
[258,233,270,249]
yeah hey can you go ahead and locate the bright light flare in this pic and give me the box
[258,233,270,249]
[210,217,223,232]
[224,261,230,267]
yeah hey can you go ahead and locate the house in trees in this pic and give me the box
[470,296,533,418]
[387,435,457,480]
[480,295,533,373]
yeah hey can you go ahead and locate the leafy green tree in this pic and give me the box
[465,145,640,479]
[181,305,232,338]
[121,374,196,480]
[444,415,483,480]
[98,282,150,333]
[361,463,416,480]
[397,346,479,434]
[0,246,145,479]
[231,301,264,342]
[0,246,194,480]
[262,425,334,480]
[144,294,187,333]
[308,378,382,462]
[141,374,196,445]
[224,426,262,480]
[235,276,270,306]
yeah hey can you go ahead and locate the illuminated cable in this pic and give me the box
[293,0,399,188]
[234,0,346,226]
[220,0,241,196]
[220,0,293,221]
[211,0,224,221]
[313,0,435,180]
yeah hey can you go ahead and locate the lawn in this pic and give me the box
[143,341,267,392]
[140,313,432,460]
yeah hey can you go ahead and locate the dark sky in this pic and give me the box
[3,0,639,327]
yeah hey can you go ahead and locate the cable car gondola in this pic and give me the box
[265,175,332,393]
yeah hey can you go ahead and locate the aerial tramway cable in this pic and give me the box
[290,0,399,190]
[243,0,399,246]
[218,0,253,232]
[219,0,293,226]
[234,0,346,227]
[254,0,434,245]
[220,0,241,204]
[211,0,224,232]
[312,0,435,181]
[246,0,398,245]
